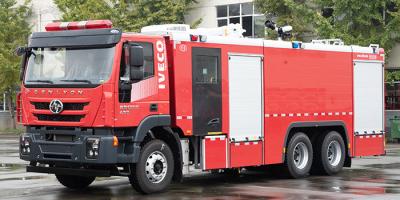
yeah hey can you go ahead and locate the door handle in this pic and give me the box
[207,118,220,126]
[150,104,158,112]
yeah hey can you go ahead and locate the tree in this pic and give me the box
[317,0,400,52]
[255,0,400,82]
[54,0,198,32]
[255,0,331,40]
[0,0,31,129]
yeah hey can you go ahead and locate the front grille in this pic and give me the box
[32,102,48,110]
[34,114,84,122]
[32,102,88,110]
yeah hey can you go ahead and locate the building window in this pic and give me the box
[216,2,264,38]
[386,82,400,110]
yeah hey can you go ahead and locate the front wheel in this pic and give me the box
[55,174,95,189]
[129,139,174,194]
[286,132,313,178]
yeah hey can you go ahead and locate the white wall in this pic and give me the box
[387,44,400,69]
[185,0,253,28]
[17,0,61,32]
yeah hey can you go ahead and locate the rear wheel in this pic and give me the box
[286,132,313,178]
[313,131,345,175]
[55,174,95,189]
[129,139,174,194]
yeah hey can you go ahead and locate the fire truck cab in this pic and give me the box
[17,20,385,194]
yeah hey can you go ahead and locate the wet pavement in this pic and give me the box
[1,134,400,200]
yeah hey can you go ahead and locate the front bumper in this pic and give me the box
[19,127,140,164]
[27,165,111,177]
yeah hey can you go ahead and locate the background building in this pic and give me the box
[22,0,263,35]
[20,0,61,32]
[185,0,265,38]
[385,45,400,138]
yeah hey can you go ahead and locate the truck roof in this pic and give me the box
[139,24,383,55]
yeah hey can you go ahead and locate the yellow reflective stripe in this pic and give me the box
[208,132,223,135]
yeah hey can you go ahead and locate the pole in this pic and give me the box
[3,93,5,112]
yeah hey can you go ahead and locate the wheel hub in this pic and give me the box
[153,160,163,175]
[327,140,342,166]
[293,142,309,169]
[145,151,168,183]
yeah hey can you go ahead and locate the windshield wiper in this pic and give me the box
[26,80,53,84]
[60,79,93,84]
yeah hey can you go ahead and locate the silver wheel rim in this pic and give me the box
[293,142,309,169]
[327,140,342,167]
[145,151,168,183]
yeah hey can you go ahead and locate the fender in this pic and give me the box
[163,127,184,182]
[131,115,183,181]
[282,121,351,162]
[133,115,171,142]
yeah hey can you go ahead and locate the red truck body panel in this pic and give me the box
[264,48,353,164]
[169,36,384,168]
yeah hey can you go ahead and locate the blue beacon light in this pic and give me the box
[292,41,302,49]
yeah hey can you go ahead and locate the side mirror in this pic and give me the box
[129,45,144,67]
[15,46,27,56]
[19,55,26,81]
[126,45,144,81]
[15,46,29,81]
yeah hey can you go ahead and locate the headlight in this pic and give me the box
[86,138,100,159]
[20,136,31,155]
[24,139,30,147]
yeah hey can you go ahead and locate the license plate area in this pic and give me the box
[45,134,75,142]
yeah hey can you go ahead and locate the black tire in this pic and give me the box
[55,174,95,189]
[313,131,345,175]
[129,139,174,194]
[286,132,313,178]
[222,168,241,176]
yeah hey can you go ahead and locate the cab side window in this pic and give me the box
[120,42,154,81]
[119,42,154,103]
[139,42,155,79]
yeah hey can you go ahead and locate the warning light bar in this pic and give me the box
[45,20,113,31]
[190,34,207,42]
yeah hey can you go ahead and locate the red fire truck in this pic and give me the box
[17,20,385,194]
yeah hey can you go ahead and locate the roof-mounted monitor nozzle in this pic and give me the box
[265,20,292,41]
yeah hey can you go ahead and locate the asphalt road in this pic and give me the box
[1,134,400,200]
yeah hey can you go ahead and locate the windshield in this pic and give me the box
[24,47,115,86]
